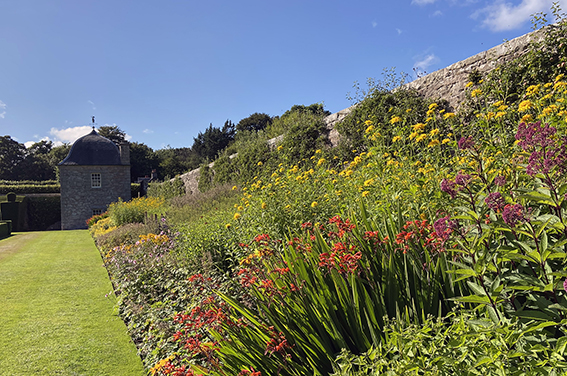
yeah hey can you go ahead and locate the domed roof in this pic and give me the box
[59,128,123,166]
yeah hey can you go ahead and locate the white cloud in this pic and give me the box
[372,21,378,28]
[432,10,443,17]
[472,0,558,31]
[87,100,96,110]
[143,129,154,134]
[0,100,6,119]
[396,28,403,34]
[50,125,93,144]
[413,53,440,72]
[412,0,438,4]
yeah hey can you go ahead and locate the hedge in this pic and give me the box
[0,221,11,239]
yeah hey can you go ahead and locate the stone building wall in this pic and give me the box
[60,165,131,230]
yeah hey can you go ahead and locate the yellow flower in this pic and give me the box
[311,201,318,208]
[415,134,427,142]
[364,120,373,126]
[429,128,440,136]
[518,100,533,113]
[465,81,474,88]
[390,116,402,124]
[261,202,267,209]
[317,158,326,167]
[406,108,412,113]
[443,112,456,120]
[277,145,283,151]
[471,89,482,97]
[225,224,231,229]
[362,191,370,197]
[237,206,243,211]
[257,161,263,166]
[392,135,402,143]
[412,123,425,131]
[233,213,241,220]
[427,139,440,147]
[365,125,374,134]
[526,84,540,97]
[232,185,238,190]
[555,74,565,82]
[364,178,375,186]
[428,103,438,110]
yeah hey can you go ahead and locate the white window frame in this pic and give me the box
[91,173,101,188]
[92,209,105,216]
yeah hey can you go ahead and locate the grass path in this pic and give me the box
[0,231,145,376]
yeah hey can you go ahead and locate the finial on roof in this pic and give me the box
[92,116,95,124]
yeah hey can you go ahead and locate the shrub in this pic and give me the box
[26,195,61,231]
[107,196,166,227]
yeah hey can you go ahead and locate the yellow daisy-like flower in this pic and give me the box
[257,161,263,166]
[429,128,440,136]
[465,81,474,88]
[261,202,267,209]
[390,116,402,124]
[427,139,440,147]
[415,134,427,142]
[317,158,326,167]
[555,74,565,82]
[233,212,241,220]
[362,191,370,197]
[392,135,402,143]
[225,224,231,229]
[412,123,425,131]
[364,120,373,126]
[518,100,533,113]
[428,103,438,110]
[364,178,375,186]
[526,85,540,97]
[443,112,456,120]
[232,185,238,190]
[365,125,374,134]
[471,89,482,97]
[406,108,412,113]
[311,201,318,208]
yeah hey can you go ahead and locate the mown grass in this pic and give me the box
[0,231,144,376]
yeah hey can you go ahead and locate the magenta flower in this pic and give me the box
[433,216,456,241]
[485,192,505,211]
[458,136,475,150]
[564,278,567,293]
[494,175,506,187]
[440,179,457,199]
[502,203,526,227]
[455,173,472,188]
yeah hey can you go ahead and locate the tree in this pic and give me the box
[98,125,126,145]
[236,113,272,133]
[20,140,56,180]
[281,103,331,118]
[130,142,159,181]
[0,136,26,180]
[192,121,235,162]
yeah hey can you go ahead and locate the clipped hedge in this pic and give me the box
[27,195,61,231]
[0,184,60,195]
[0,221,11,239]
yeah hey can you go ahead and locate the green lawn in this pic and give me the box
[0,231,145,376]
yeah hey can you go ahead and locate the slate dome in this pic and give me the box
[59,128,123,166]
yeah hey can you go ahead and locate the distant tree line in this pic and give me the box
[0,104,330,182]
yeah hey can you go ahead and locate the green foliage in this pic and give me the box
[0,221,11,238]
[97,125,127,144]
[192,121,236,163]
[147,177,185,199]
[210,211,462,376]
[198,164,214,193]
[26,195,61,231]
[278,111,330,164]
[332,313,567,375]
[107,196,166,227]
[236,112,273,133]
[0,183,60,195]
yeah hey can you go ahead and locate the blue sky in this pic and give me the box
[1,0,565,150]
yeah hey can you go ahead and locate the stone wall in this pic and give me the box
[173,27,543,195]
[406,28,543,110]
[60,165,131,230]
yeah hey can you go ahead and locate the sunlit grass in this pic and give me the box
[0,231,144,376]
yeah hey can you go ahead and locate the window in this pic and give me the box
[91,173,101,188]
[92,209,104,216]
